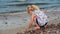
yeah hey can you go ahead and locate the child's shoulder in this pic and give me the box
[32,13,36,18]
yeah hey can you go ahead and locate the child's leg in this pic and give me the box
[44,22,48,29]
[33,18,40,30]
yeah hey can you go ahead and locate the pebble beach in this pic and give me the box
[0,7,60,34]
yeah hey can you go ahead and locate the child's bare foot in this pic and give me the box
[34,27,40,30]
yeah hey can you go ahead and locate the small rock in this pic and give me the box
[17,32,23,34]
[47,16,50,18]
[5,22,8,24]
[43,31,48,34]
[23,18,27,21]
[49,30,57,34]
[57,23,60,29]
[53,13,55,14]
[54,19,56,20]
[19,24,22,25]
[24,22,26,23]
[16,32,20,34]
[50,24,56,28]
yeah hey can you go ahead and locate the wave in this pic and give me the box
[0,0,60,13]
[6,3,51,6]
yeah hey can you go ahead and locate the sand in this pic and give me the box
[0,7,60,34]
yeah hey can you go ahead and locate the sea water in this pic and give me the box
[0,0,60,13]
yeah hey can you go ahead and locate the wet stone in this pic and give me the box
[23,18,27,22]
[50,24,56,28]
[46,25,51,28]
[18,24,22,25]
[24,30,41,34]
[49,30,57,34]
[54,19,56,20]
[17,32,24,34]
[31,30,40,34]
[36,30,41,34]
[47,16,50,18]
[24,30,30,34]
[5,22,8,24]
[58,16,60,19]
[16,32,20,34]
[53,13,55,14]
[43,30,48,34]
[24,22,26,23]
[24,31,31,34]
[58,30,60,34]
[57,23,60,29]
[19,24,60,34]
[46,24,55,28]
[5,17,7,20]
[57,23,60,27]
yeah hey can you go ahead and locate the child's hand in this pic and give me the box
[25,26,29,30]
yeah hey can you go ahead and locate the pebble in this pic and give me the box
[18,24,22,25]
[57,23,60,29]
[5,22,8,24]
[23,18,27,21]
[47,16,50,18]
[24,22,26,23]
[54,19,56,20]
[19,23,60,34]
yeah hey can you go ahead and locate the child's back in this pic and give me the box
[32,10,48,26]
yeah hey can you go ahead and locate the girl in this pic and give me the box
[25,5,48,30]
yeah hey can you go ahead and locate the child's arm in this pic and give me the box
[25,14,35,29]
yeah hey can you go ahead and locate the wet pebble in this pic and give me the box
[57,23,60,29]
[5,22,8,24]
[16,32,20,34]
[17,32,24,34]
[58,16,59,19]
[53,13,55,14]
[23,18,27,21]
[19,24,60,34]
[43,31,48,34]
[49,30,57,34]
[46,24,55,28]
[58,31,60,34]
[54,19,56,20]
[17,16,22,17]
[50,24,56,28]
[18,24,22,25]
[47,16,50,18]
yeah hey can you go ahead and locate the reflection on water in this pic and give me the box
[0,0,60,13]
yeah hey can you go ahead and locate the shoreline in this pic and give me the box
[0,19,60,34]
[0,7,60,29]
[0,7,60,34]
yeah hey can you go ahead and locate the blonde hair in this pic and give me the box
[26,5,40,14]
[31,5,40,10]
[26,5,31,14]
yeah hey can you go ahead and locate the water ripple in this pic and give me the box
[0,0,60,13]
